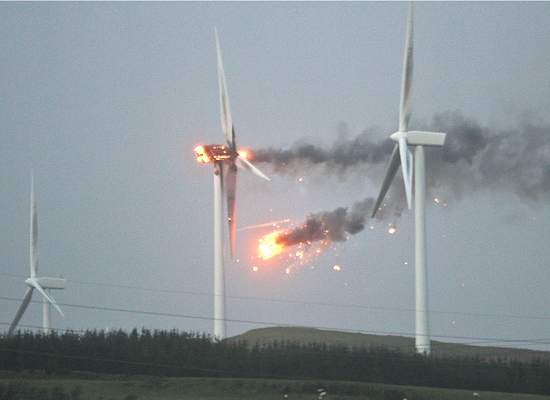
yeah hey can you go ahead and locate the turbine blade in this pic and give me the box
[28,279,64,317]
[215,28,236,150]
[372,144,401,218]
[7,287,34,336]
[398,137,413,209]
[30,173,38,277]
[224,163,237,258]
[399,3,414,132]
[236,157,271,181]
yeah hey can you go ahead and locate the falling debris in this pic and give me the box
[258,231,285,260]
[256,198,374,263]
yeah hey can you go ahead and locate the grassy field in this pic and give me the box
[1,374,550,400]
[230,327,550,362]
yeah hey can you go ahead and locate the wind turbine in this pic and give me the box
[194,30,270,339]
[8,174,66,336]
[371,4,446,355]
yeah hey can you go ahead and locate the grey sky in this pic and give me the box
[1,2,550,350]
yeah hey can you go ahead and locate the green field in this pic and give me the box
[1,375,550,400]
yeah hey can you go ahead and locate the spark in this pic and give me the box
[433,197,441,204]
[387,223,397,235]
[297,177,304,183]
[332,265,341,272]
[252,266,259,272]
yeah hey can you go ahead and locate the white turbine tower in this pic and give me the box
[194,30,270,340]
[8,174,66,336]
[371,5,446,355]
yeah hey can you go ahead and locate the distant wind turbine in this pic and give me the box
[371,4,446,355]
[8,174,66,336]
[194,29,270,339]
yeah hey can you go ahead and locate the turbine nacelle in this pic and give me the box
[389,131,446,147]
[390,131,408,142]
[194,144,252,165]
[25,277,66,290]
[194,144,235,164]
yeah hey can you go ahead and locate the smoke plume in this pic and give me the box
[277,198,374,247]
[252,111,550,203]
[254,111,550,247]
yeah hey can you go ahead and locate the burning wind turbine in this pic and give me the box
[194,29,270,339]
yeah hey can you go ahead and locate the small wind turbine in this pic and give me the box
[8,174,66,336]
[194,30,270,339]
[371,4,446,355]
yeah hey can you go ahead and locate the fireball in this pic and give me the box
[237,148,250,160]
[194,145,211,163]
[258,231,285,260]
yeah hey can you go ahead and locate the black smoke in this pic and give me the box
[253,111,550,203]
[277,198,375,247]
[255,111,550,247]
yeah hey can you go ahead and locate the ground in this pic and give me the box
[1,374,549,400]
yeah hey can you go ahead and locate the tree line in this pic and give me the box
[1,329,549,395]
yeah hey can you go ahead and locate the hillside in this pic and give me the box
[230,327,550,363]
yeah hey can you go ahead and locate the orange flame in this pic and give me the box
[258,231,285,260]
[237,148,250,160]
[194,145,211,163]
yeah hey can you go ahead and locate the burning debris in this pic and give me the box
[258,231,285,260]
[257,198,375,261]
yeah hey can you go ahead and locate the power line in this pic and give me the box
[2,271,549,323]
[1,295,550,347]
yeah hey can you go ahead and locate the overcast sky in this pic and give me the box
[1,2,550,351]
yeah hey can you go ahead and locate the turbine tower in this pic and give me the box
[8,174,66,336]
[194,30,270,340]
[371,4,446,355]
